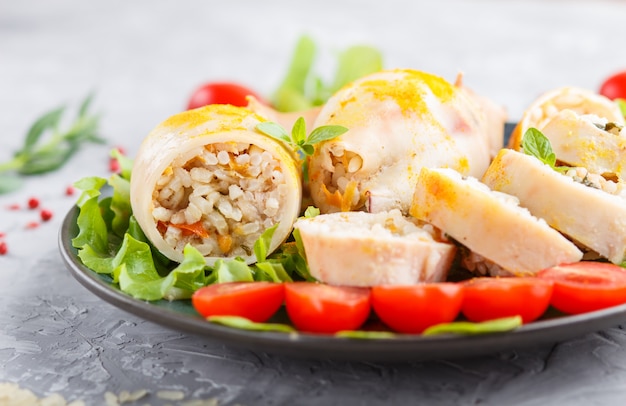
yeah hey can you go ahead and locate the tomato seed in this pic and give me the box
[0,242,7,255]
[40,209,53,222]
[28,198,40,209]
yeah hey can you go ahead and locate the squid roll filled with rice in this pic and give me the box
[130,105,302,265]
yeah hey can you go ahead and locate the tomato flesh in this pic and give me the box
[191,282,284,322]
[537,262,626,314]
[599,71,626,100]
[461,277,553,323]
[371,283,463,334]
[284,282,371,334]
[187,82,264,110]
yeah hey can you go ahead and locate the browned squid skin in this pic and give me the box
[306,69,506,215]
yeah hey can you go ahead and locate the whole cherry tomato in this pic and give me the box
[599,71,626,100]
[187,82,264,110]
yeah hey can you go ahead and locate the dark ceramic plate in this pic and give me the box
[58,123,626,362]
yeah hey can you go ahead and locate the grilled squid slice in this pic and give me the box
[294,209,456,286]
[307,69,506,215]
[539,109,626,179]
[130,104,302,265]
[482,148,626,264]
[508,86,624,150]
[410,167,583,275]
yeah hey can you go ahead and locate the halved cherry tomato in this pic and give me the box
[284,282,371,334]
[599,71,626,100]
[537,262,626,314]
[191,282,284,322]
[187,82,264,110]
[462,277,553,323]
[371,283,463,334]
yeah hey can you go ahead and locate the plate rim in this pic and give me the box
[59,199,626,362]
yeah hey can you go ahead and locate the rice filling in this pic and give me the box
[151,142,289,257]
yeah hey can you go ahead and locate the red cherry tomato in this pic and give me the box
[191,282,284,322]
[599,71,626,100]
[537,262,626,314]
[462,277,553,323]
[284,282,371,334]
[186,82,264,110]
[371,283,464,334]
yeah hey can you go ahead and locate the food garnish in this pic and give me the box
[0,94,103,194]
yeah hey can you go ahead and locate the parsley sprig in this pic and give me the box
[0,94,104,194]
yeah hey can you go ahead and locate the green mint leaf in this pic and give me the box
[306,125,348,145]
[291,117,307,145]
[422,316,522,336]
[256,122,292,144]
[208,315,296,333]
[521,128,556,167]
[22,106,65,153]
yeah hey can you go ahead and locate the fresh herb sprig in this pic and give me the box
[0,94,104,194]
[521,127,571,173]
[256,117,348,157]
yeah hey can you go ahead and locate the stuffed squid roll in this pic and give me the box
[307,69,505,214]
[130,104,302,265]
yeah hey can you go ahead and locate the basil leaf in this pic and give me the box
[291,117,307,145]
[208,316,296,333]
[300,144,314,156]
[422,316,523,336]
[306,125,348,145]
[256,122,292,144]
[521,128,556,167]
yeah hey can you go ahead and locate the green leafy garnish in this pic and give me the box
[422,316,523,336]
[272,35,383,112]
[0,94,103,194]
[521,128,570,173]
[256,117,348,158]
[208,316,296,333]
[335,330,397,339]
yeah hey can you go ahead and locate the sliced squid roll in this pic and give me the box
[130,104,302,265]
[308,69,505,215]
[508,86,624,150]
[294,209,456,286]
[539,109,626,179]
[482,148,626,264]
[410,167,583,275]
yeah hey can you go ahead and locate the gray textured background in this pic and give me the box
[2,0,626,404]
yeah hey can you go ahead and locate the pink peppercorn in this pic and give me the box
[27,197,40,209]
[40,209,53,222]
